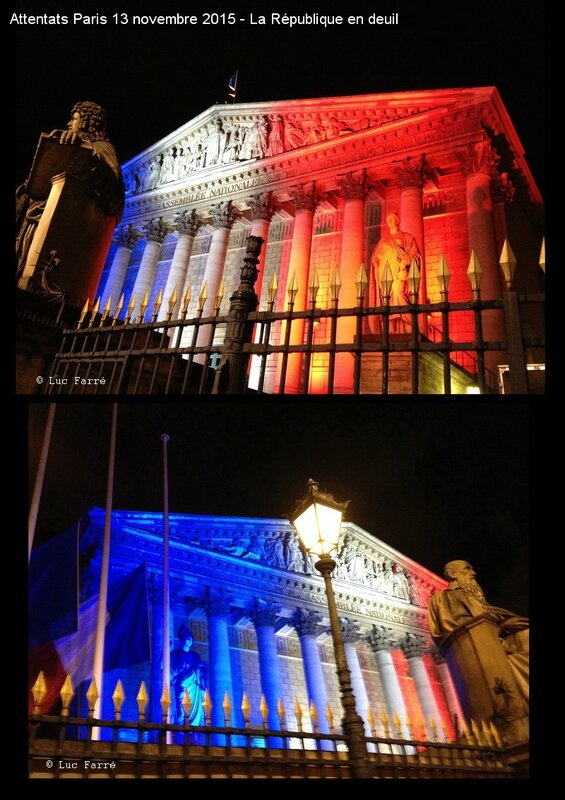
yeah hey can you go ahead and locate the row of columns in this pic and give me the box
[104,142,505,382]
[151,593,462,740]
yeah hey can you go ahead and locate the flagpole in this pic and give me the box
[92,403,118,738]
[28,403,56,562]
[161,434,171,732]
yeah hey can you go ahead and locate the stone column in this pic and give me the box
[203,591,235,743]
[248,193,278,391]
[341,619,371,737]
[131,217,173,321]
[398,633,443,740]
[292,609,329,738]
[276,183,321,393]
[100,224,141,316]
[247,599,284,740]
[430,647,465,737]
[457,140,506,372]
[365,625,409,739]
[248,192,278,301]
[158,209,202,320]
[195,201,239,354]
[395,155,432,332]
[334,171,369,393]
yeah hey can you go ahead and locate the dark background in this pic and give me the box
[13,0,545,193]
[28,400,531,617]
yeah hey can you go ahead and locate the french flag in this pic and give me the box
[29,526,150,714]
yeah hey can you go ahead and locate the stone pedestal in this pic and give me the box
[440,617,528,746]
[19,173,116,306]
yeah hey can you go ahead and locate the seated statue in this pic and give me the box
[428,560,529,711]
[170,625,207,726]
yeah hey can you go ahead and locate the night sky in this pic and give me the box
[28,400,532,617]
[14,0,545,194]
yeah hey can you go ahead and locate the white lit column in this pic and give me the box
[398,634,443,740]
[457,140,506,372]
[366,625,409,739]
[100,224,141,316]
[341,619,371,736]
[248,192,278,390]
[131,217,173,321]
[159,209,202,320]
[276,183,321,393]
[195,200,239,351]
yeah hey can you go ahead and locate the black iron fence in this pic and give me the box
[29,712,516,779]
[43,237,544,395]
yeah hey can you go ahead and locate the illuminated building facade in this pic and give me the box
[79,506,463,740]
[96,88,544,393]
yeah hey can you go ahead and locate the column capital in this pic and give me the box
[289,181,323,212]
[393,154,433,189]
[397,632,427,660]
[292,608,323,637]
[340,617,362,644]
[113,223,142,250]
[174,208,203,237]
[336,169,370,200]
[246,598,281,628]
[491,172,516,204]
[143,216,173,244]
[202,587,233,617]
[209,199,240,229]
[248,191,279,222]
[455,140,499,178]
[365,624,396,653]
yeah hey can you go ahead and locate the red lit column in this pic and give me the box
[333,171,369,393]
[195,200,239,351]
[276,183,321,393]
[158,209,202,320]
[398,634,444,740]
[431,649,465,733]
[366,626,409,739]
[396,155,432,333]
[131,217,172,321]
[100,224,141,316]
[457,141,506,372]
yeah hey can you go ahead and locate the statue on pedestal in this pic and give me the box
[170,625,207,726]
[428,560,529,742]
[369,212,421,333]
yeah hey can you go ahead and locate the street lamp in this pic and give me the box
[290,479,372,779]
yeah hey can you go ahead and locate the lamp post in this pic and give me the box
[290,479,372,779]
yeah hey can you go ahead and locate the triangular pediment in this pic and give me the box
[122,86,516,197]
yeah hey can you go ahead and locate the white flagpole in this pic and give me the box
[28,403,56,562]
[92,403,118,738]
[161,434,171,733]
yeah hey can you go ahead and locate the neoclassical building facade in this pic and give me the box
[96,87,544,393]
[79,507,463,741]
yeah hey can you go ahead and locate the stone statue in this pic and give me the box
[369,212,421,333]
[16,100,124,275]
[170,625,206,726]
[428,560,529,732]
[338,534,366,582]
[284,120,305,150]
[257,116,270,159]
[267,115,285,156]
[206,118,225,166]
[160,147,176,184]
[265,533,286,569]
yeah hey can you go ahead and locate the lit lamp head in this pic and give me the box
[290,478,350,560]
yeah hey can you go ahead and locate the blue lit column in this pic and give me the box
[203,590,234,744]
[247,599,284,744]
[341,619,371,737]
[100,225,141,316]
[292,609,330,745]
